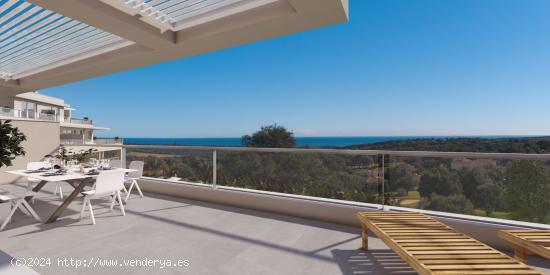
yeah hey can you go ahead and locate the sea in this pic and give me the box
[119,136,535,148]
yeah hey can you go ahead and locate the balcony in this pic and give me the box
[0,107,58,122]
[94,138,124,145]
[68,118,93,125]
[60,138,123,146]
[2,145,550,274]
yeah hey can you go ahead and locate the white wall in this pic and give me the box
[136,178,547,251]
[0,119,59,185]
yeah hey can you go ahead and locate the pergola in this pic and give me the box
[0,0,349,96]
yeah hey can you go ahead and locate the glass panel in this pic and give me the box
[0,106,15,117]
[388,156,550,224]
[37,105,57,121]
[126,147,213,184]
[16,100,36,118]
[217,151,381,203]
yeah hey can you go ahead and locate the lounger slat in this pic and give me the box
[427,264,530,270]
[402,244,485,248]
[395,239,476,242]
[506,230,550,233]
[358,211,543,275]
[385,230,455,233]
[433,270,541,275]
[422,259,517,264]
[415,255,510,260]
[406,247,493,251]
[409,250,501,255]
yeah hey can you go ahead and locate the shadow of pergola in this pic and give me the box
[0,250,39,275]
[332,249,416,275]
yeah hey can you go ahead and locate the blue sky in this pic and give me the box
[43,0,550,138]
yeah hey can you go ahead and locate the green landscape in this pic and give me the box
[127,126,550,225]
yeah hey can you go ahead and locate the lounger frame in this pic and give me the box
[358,211,543,275]
[499,230,550,264]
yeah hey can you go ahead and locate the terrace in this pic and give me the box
[0,184,371,275]
[1,180,545,275]
[1,0,550,274]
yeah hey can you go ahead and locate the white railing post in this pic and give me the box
[121,147,127,168]
[213,150,217,189]
[381,154,385,210]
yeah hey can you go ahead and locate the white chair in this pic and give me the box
[80,170,126,225]
[109,159,123,168]
[108,160,129,194]
[53,181,64,200]
[0,188,41,231]
[125,161,144,202]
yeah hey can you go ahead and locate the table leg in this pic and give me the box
[25,181,47,202]
[46,179,92,223]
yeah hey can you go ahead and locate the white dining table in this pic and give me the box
[6,168,136,223]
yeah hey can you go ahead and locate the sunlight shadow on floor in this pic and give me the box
[332,249,417,275]
[0,250,39,275]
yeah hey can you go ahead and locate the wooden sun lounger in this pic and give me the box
[357,211,543,275]
[499,230,550,264]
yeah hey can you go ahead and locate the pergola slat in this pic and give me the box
[0,0,133,80]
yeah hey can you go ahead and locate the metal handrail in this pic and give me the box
[69,117,93,125]
[0,107,60,121]
[117,144,550,160]
[94,138,124,145]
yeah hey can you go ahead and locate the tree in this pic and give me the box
[459,166,496,199]
[418,165,462,198]
[389,162,419,193]
[419,193,474,214]
[242,124,296,148]
[471,182,503,215]
[0,120,26,168]
[505,160,550,223]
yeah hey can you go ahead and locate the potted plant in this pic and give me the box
[73,148,97,163]
[2,106,11,114]
[0,120,26,168]
[45,145,70,169]
[72,148,98,172]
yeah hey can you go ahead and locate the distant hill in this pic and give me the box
[344,137,550,153]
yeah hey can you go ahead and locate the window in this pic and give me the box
[15,100,36,118]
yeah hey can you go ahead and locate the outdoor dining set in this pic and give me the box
[0,159,145,231]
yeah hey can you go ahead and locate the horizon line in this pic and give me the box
[96,134,548,139]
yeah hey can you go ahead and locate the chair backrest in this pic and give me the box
[110,159,123,168]
[128,161,144,179]
[94,170,125,196]
[27,161,49,170]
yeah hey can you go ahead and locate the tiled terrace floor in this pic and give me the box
[0,183,549,275]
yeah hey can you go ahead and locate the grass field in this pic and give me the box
[399,191,420,208]
[397,191,513,220]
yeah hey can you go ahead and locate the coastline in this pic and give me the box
[100,135,544,149]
